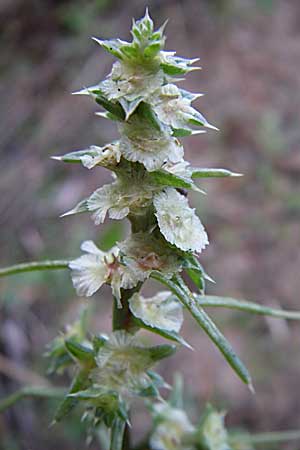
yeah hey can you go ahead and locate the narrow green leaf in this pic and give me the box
[147,344,176,362]
[133,317,192,349]
[137,102,161,131]
[95,95,125,120]
[149,169,205,194]
[151,272,253,389]
[53,368,91,423]
[65,340,95,363]
[52,148,101,164]
[0,260,69,278]
[196,295,300,320]
[191,168,243,178]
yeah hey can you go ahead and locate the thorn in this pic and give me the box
[51,156,62,161]
[249,381,256,395]
[91,37,103,46]
[205,123,219,131]
[191,130,207,136]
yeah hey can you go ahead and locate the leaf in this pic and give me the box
[196,295,300,320]
[151,272,253,390]
[137,102,161,131]
[52,148,101,164]
[169,374,184,409]
[182,255,215,293]
[95,95,125,120]
[149,169,205,194]
[147,344,177,362]
[65,340,95,363]
[60,198,89,217]
[53,368,91,423]
[191,168,243,178]
[133,317,192,349]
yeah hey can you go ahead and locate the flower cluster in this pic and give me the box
[50,8,248,446]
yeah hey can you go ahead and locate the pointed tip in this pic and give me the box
[248,381,255,395]
[51,156,62,161]
[91,36,103,46]
[191,130,207,136]
[231,172,244,177]
[60,211,72,218]
[206,123,219,131]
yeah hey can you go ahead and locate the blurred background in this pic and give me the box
[1,0,300,448]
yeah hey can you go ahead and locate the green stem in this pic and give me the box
[230,430,300,446]
[196,295,300,320]
[0,260,70,277]
[0,386,65,413]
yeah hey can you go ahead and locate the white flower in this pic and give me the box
[153,188,209,253]
[119,116,183,171]
[92,331,163,395]
[118,233,182,281]
[150,403,195,450]
[199,408,230,450]
[129,291,183,332]
[79,143,121,169]
[87,180,154,225]
[69,241,140,306]
[100,61,164,106]
[151,84,216,132]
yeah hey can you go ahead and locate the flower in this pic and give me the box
[79,143,121,169]
[69,241,140,306]
[129,291,183,332]
[150,403,195,450]
[153,188,209,253]
[100,61,164,109]
[118,232,182,281]
[92,331,171,396]
[197,406,230,450]
[87,180,155,225]
[119,116,183,171]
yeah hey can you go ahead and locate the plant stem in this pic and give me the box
[0,260,70,277]
[0,386,65,413]
[230,430,300,446]
[196,295,300,320]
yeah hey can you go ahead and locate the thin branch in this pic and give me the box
[0,260,70,277]
[196,295,300,320]
[230,430,300,446]
[0,386,65,413]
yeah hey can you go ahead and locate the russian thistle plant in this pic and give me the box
[2,9,300,450]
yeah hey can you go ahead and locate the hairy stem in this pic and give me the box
[0,260,70,277]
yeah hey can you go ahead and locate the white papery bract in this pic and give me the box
[151,84,204,131]
[118,232,182,282]
[129,291,183,332]
[100,61,164,115]
[162,159,193,181]
[80,143,121,169]
[69,241,139,306]
[119,116,183,171]
[150,403,195,450]
[87,180,155,225]
[93,331,163,396]
[153,188,209,253]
